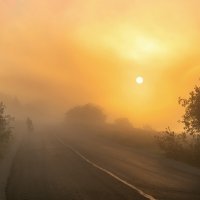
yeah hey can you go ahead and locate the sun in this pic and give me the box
[136,76,144,84]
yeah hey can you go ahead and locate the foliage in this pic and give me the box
[178,86,200,136]
[155,128,187,159]
[0,102,13,144]
[156,85,200,165]
[65,104,106,129]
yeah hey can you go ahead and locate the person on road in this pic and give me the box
[26,117,34,132]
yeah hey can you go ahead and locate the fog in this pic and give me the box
[1,2,200,200]
[1,0,200,130]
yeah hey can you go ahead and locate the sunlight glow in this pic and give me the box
[131,37,162,60]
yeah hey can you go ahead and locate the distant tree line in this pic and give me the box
[65,103,156,147]
[156,85,200,166]
[65,103,134,132]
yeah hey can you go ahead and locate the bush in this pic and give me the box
[156,128,187,159]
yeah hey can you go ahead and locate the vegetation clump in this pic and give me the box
[156,85,200,165]
[0,102,13,145]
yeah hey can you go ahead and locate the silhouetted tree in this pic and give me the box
[65,104,106,129]
[156,85,200,164]
[179,86,200,136]
[0,102,13,143]
[178,85,200,159]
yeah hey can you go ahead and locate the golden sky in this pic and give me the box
[1,0,200,129]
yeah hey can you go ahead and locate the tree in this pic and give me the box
[178,86,200,136]
[65,103,106,128]
[156,85,200,164]
[0,102,13,143]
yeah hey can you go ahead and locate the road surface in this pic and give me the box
[6,131,200,200]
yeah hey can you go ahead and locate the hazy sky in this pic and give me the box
[1,0,200,129]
